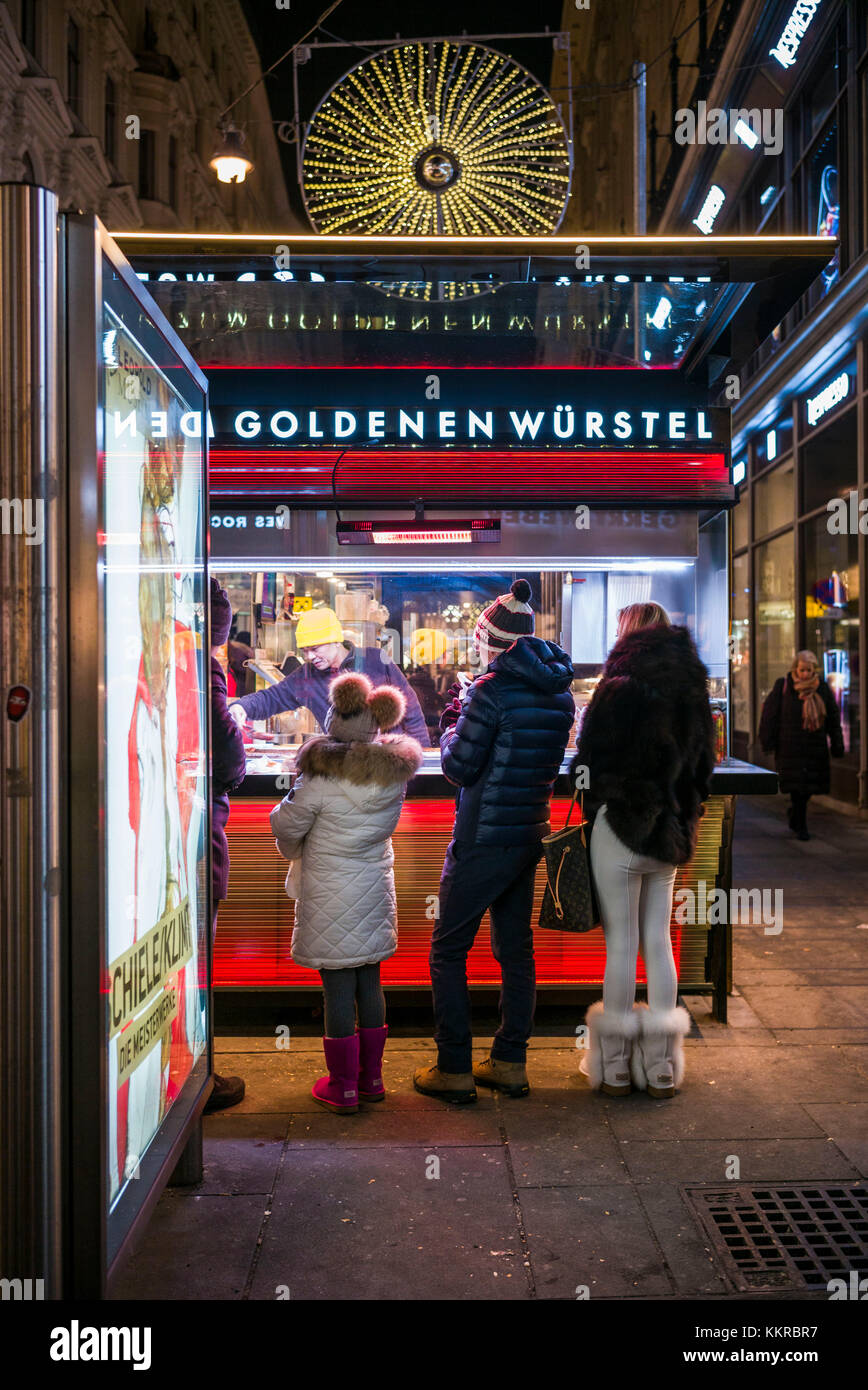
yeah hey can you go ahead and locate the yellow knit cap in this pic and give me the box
[295,606,344,648]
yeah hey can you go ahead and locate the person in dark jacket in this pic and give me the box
[414,580,575,1103]
[759,649,844,841]
[570,602,715,1100]
[228,606,429,746]
[206,578,248,1114]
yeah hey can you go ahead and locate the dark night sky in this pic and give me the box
[239,0,567,225]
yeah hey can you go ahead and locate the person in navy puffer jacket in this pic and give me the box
[415,580,575,1104]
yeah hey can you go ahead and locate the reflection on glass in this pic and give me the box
[755,533,795,711]
[732,552,751,755]
[803,515,859,759]
[754,460,793,537]
[101,266,208,1219]
[220,562,714,773]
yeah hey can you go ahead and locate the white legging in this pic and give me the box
[590,805,679,1015]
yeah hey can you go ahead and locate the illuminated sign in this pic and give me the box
[203,368,730,451]
[769,0,822,70]
[227,405,716,445]
[693,186,726,235]
[806,370,849,427]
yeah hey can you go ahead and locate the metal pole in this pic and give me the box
[633,62,647,366]
[633,61,647,235]
[0,183,63,1297]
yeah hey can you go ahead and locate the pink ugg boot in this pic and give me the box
[358,1024,389,1101]
[311,1035,360,1113]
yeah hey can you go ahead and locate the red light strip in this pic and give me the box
[209,448,731,504]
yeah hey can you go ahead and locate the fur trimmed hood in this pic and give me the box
[295,732,423,786]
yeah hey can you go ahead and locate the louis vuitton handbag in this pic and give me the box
[539,791,601,933]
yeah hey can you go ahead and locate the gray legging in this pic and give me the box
[319,963,386,1038]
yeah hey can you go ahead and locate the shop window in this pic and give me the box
[810,123,840,290]
[755,532,795,714]
[67,17,81,118]
[21,0,37,57]
[732,494,749,552]
[755,417,793,471]
[803,34,840,139]
[731,550,751,755]
[800,406,856,515]
[104,76,117,167]
[803,514,860,760]
[138,129,156,201]
[754,459,794,537]
[168,136,178,208]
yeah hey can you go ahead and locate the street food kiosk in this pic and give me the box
[119,233,833,1021]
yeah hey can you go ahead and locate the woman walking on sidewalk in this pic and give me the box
[270,673,423,1113]
[758,650,844,841]
[570,602,715,1099]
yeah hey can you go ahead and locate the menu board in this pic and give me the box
[100,266,209,1213]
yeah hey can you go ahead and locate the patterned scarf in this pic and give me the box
[792,670,825,732]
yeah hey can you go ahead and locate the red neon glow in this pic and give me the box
[214,798,692,989]
[209,448,730,504]
[372,529,472,543]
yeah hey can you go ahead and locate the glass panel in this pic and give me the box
[755,532,795,710]
[219,560,700,774]
[754,416,793,470]
[146,273,751,371]
[810,122,839,289]
[732,495,749,552]
[100,260,209,1236]
[754,459,794,536]
[801,406,857,514]
[803,514,860,759]
[732,551,751,750]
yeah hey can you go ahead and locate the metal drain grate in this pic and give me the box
[684,1184,868,1291]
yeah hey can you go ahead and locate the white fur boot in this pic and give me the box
[633,1005,691,1098]
[580,1001,641,1096]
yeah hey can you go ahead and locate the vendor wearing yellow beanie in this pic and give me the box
[228,605,429,745]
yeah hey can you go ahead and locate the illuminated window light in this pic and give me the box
[693,185,726,234]
[767,429,777,460]
[733,460,746,484]
[650,296,672,329]
[734,119,760,149]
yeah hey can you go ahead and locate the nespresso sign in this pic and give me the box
[203,368,729,449]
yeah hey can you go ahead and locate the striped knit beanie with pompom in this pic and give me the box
[474,579,535,669]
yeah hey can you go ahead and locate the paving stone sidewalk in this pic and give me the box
[112,794,868,1301]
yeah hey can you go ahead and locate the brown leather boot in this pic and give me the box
[473,1056,530,1098]
[413,1063,477,1104]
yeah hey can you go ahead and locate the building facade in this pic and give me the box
[655,0,867,811]
[553,0,733,232]
[0,0,294,229]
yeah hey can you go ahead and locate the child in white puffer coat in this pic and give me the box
[270,672,423,1113]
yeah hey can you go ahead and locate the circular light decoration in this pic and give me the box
[301,41,571,235]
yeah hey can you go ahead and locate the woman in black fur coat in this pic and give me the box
[569,603,715,1099]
